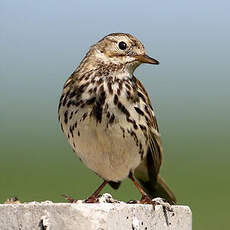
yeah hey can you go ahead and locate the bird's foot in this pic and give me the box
[129,195,173,212]
[84,195,99,203]
[140,195,173,211]
[152,197,174,212]
[140,194,158,207]
[62,194,99,203]
[127,195,158,208]
[62,194,78,203]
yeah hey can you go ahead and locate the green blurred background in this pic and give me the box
[1,1,229,229]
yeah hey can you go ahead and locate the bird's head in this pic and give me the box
[89,33,159,74]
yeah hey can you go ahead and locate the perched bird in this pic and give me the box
[58,33,176,204]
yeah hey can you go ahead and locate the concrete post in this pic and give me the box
[0,194,192,230]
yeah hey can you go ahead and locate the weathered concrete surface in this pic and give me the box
[0,199,192,230]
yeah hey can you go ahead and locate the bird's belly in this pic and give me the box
[64,109,147,182]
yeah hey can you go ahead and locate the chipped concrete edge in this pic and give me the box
[0,194,192,230]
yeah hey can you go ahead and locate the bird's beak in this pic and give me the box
[135,54,159,65]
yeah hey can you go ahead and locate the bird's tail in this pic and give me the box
[137,175,176,204]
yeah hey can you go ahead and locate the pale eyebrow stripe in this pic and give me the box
[106,38,118,43]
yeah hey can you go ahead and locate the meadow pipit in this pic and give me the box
[58,33,176,204]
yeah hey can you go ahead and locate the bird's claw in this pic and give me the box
[152,197,174,212]
[62,194,78,203]
[84,195,99,203]
[128,196,173,212]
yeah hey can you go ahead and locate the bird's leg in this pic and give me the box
[62,180,108,203]
[85,180,108,203]
[129,172,156,206]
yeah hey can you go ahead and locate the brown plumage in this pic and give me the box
[58,33,176,204]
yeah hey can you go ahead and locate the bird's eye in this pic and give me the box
[118,41,127,50]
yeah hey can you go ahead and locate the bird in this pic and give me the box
[58,33,176,205]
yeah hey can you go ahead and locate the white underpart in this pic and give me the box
[59,72,149,182]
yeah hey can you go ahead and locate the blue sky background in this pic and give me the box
[1,1,230,229]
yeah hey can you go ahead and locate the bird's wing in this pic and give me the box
[134,77,162,179]
[134,77,176,203]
